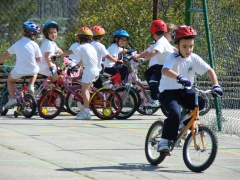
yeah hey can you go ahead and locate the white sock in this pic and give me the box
[84,108,90,113]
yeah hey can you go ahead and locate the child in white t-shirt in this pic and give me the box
[90,26,119,88]
[135,20,174,107]
[60,27,99,120]
[157,25,223,153]
[0,21,41,108]
[103,29,135,83]
[38,20,63,82]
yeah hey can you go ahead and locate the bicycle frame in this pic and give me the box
[172,88,210,151]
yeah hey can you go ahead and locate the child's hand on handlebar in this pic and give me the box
[176,75,191,87]
[212,85,223,97]
[116,60,124,64]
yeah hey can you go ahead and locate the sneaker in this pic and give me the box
[144,100,160,107]
[28,85,34,94]
[4,98,17,109]
[157,140,170,153]
[75,111,91,120]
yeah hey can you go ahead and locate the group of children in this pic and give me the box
[0,19,223,153]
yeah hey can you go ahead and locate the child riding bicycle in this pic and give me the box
[0,21,41,109]
[135,20,175,108]
[103,29,135,84]
[90,26,119,89]
[157,25,223,153]
[38,20,63,83]
[60,27,99,120]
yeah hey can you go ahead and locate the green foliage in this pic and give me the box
[0,0,38,65]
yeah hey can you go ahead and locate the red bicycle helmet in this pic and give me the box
[91,26,105,36]
[172,25,197,42]
[149,20,167,34]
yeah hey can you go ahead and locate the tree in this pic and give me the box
[0,0,38,64]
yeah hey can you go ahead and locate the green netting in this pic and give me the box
[191,0,240,136]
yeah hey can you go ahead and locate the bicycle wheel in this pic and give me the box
[22,94,37,118]
[115,87,138,119]
[0,91,9,116]
[199,93,213,116]
[183,125,218,172]
[91,89,122,120]
[145,121,166,165]
[65,88,83,116]
[136,89,159,115]
[38,90,64,119]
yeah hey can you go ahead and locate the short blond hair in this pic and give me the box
[167,23,176,33]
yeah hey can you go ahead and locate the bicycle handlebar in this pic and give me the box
[50,54,61,62]
[193,86,221,97]
[1,65,14,75]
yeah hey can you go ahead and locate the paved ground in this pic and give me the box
[0,109,240,180]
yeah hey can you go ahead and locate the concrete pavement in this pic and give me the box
[0,109,240,180]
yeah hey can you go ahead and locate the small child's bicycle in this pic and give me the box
[145,86,219,172]
[0,65,37,118]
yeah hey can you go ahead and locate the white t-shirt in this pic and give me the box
[146,36,174,67]
[90,41,109,70]
[159,52,211,92]
[68,42,81,65]
[104,43,123,68]
[72,43,98,69]
[39,39,59,64]
[8,37,41,74]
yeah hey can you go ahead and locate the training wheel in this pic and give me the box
[144,107,154,115]
[14,111,18,118]
[41,108,48,115]
[103,108,112,117]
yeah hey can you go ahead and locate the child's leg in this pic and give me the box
[51,63,59,82]
[28,74,37,86]
[81,82,91,109]
[7,75,17,99]
[28,74,38,93]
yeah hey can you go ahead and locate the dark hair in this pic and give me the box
[154,31,165,36]
[77,35,92,43]
[92,35,104,40]
[174,36,196,44]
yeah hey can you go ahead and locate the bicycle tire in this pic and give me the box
[91,89,122,120]
[0,91,9,116]
[65,88,83,116]
[199,93,213,116]
[182,125,218,172]
[136,89,159,115]
[22,94,37,118]
[115,87,138,119]
[145,120,166,165]
[38,90,64,119]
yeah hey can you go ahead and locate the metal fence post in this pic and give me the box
[202,0,222,131]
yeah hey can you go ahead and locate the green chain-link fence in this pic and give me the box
[0,0,239,136]
[188,0,240,136]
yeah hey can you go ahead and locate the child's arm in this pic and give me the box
[207,68,223,96]
[44,52,52,68]
[207,68,219,86]
[60,50,73,58]
[0,52,10,64]
[162,68,191,87]
[162,68,178,78]
[57,48,63,55]
[105,54,120,63]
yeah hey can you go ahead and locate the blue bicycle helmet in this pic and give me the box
[22,21,40,35]
[113,29,130,38]
[43,20,59,34]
